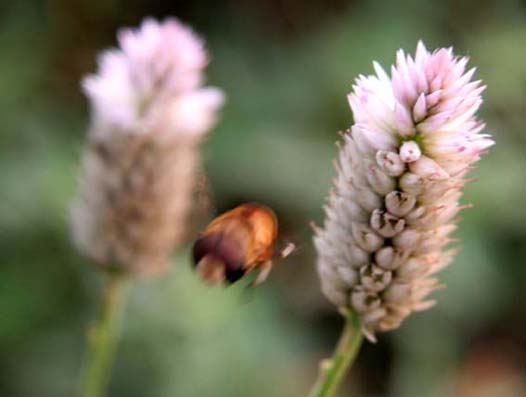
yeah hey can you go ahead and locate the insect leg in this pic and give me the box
[251,260,273,286]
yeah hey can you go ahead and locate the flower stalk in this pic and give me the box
[309,311,363,397]
[81,273,129,397]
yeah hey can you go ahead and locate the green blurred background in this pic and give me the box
[1,0,525,396]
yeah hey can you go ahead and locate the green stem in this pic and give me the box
[309,311,364,397]
[80,273,130,397]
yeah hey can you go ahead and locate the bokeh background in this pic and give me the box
[1,0,525,396]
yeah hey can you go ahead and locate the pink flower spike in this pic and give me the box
[315,41,494,339]
[71,17,225,275]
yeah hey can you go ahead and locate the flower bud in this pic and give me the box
[375,246,408,270]
[399,172,424,195]
[393,228,421,250]
[363,307,387,324]
[405,205,427,224]
[383,282,412,303]
[360,264,392,292]
[385,191,416,217]
[351,289,381,313]
[345,243,370,269]
[399,141,422,163]
[352,125,396,154]
[376,151,405,177]
[337,266,359,286]
[366,165,396,195]
[319,264,348,289]
[378,317,403,332]
[320,280,348,307]
[354,186,382,212]
[352,223,384,252]
[331,196,368,222]
[374,246,395,270]
[370,209,405,238]
[397,257,428,280]
[378,305,411,331]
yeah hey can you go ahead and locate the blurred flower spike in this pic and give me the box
[71,17,224,275]
[314,41,494,341]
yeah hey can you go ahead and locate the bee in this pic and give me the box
[192,203,294,286]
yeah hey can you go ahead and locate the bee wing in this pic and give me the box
[183,170,215,242]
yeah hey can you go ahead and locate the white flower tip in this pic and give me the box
[84,16,218,134]
[373,61,389,81]
[396,49,406,63]
[416,40,427,54]
[170,87,225,135]
[197,87,226,107]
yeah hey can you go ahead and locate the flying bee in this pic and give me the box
[192,203,294,286]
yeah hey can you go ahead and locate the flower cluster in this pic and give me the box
[314,41,493,341]
[71,18,224,275]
